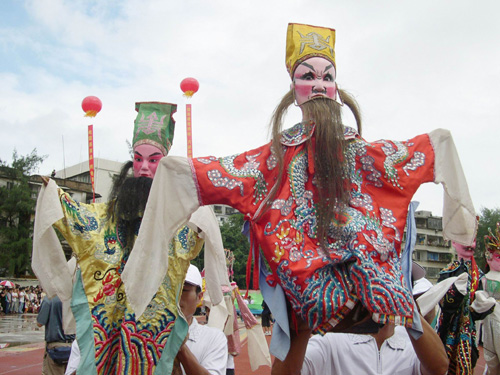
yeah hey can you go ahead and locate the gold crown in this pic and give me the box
[485,223,500,255]
[286,23,336,78]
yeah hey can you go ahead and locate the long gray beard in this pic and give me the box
[302,98,349,244]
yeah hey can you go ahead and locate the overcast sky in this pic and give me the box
[1,0,499,216]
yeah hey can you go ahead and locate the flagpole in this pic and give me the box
[180,78,199,158]
[82,96,102,203]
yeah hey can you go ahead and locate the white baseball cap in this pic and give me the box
[412,262,426,281]
[184,264,203,288]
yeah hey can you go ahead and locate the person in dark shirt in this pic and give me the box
[261,301,272,336]
[37,295,75,375]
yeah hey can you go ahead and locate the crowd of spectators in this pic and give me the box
[0,284,45,315]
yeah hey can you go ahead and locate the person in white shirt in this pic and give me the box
[11,288,19,314]
[176,264,228,375]
[18,288,25,314]
[272,311,448,375]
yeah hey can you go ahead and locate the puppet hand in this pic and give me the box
[454,272,468,295]
[471,291,496,313]
[41,176,50,186]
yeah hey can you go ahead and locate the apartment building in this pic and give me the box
[409,210,454,283]
[212,204,240,223]
[56,158,124,202]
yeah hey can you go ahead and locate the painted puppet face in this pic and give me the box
[293,57,337,105]
[453,239,476,261]
[133,144,164,178]
[486,250,500,272]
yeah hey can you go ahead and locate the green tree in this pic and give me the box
[0,149,46,277]
[475,207,500,271]
[219,214,250,287]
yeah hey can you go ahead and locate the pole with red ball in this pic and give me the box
[180,78,199,158]
[81,96,102,203]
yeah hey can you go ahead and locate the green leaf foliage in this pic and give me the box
[219,213,250,288]
[475,207,500,271]
[0,149,46,277]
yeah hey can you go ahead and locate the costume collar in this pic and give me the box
[280,122,359,146]
[486,270,500,283]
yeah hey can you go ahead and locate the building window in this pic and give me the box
[225,206,237,215]
[416,234,426,245]
[425,267,441,278]
[416,218,427,229]
[70,172,91,184]
[427,252,439,262]
[213,205,222,214]
[428,217,443,231]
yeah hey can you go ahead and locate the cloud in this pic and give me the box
[1,0,499,215]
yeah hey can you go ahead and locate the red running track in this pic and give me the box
[0,332,486,375]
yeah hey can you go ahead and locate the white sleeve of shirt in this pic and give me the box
[201,329,228,375]
[64,340,80,375]
[302,335,336,375]
[186,325,228,375]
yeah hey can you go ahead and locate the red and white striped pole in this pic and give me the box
[180,78,199,158]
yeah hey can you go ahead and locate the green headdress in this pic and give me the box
[133,102,177,156]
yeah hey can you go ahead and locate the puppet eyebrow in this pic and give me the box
[134,151,162,157]
[301,62,315,70]
[299,62,334,73]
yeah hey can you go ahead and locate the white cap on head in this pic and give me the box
[413,277,433,296]
[412,262,426,281]
[184,264,203,288]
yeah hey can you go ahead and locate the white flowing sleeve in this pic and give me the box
[429,129,477,246]
[31,179,76,333]
[189,206,230,328]
[32,179,73,299]
[122,156,228,320]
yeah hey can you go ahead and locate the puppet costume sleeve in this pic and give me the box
[32,180,211,375]
[482,272,500,375]
[131,124,476,336]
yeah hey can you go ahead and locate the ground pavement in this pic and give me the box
[0,313,487,375]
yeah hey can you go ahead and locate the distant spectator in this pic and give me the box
[18,287,26,314]
[5,289,12,314]
[261,301,272,336]
[0,287,6,314]
[31,288,40,313]
[37,295,75,374]
[11,288,19,314]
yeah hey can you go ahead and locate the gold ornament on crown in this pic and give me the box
[285,23,336,78]
[485,222,500,261]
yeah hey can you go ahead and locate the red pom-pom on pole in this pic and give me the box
[180,78,199,98]
[82,96,102,117]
